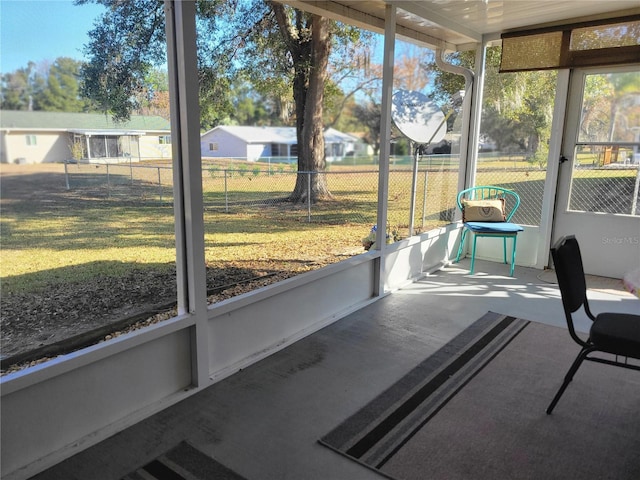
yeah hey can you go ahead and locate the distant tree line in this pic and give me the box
[1,58,91,113]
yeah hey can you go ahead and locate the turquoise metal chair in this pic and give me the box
[455,186,523,276]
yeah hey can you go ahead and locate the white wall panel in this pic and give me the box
[2,132,69,164]
[207,258,376,378]
[1,329,192,479]
[139,135,172,159]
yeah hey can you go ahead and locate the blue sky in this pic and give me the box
[1,0,106,73]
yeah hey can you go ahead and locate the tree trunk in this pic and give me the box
[289,15,332,204]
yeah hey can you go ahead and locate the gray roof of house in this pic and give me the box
[209,126,297,144]
[0,110,171,132]
[203,125,359,144]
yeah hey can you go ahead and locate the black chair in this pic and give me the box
[546,235,640,414]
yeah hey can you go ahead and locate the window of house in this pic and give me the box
[270,143,283,156]
[209,142,218,151]
[326,143,344,157]
[25,135,37,146]
[159,135,172,144]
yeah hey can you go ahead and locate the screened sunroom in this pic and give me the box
[1,2,639,479]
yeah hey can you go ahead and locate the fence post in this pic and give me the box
[408,147,419,236]
[106,163,111,198]
[157,167,163,203]
[421,169,428,228]
[307,171,311,222]
[631,166,640,215]
[224,169,229,213]
[64,161,70,190]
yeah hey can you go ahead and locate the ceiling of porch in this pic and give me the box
[285,1,640,50]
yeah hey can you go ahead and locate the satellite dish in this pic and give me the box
[391,90,446,144]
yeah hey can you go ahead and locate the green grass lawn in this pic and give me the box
[2,158,636,296]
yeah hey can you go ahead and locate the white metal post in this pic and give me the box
[537,69,570,269]
[375,4,396,296]
[164,0,209,386]
[409,144,419,236]
[466,39,490,191]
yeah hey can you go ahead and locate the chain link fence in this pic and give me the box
[62,156,547,229]
[62,155,638,247]
[569,163,640,215]
[63,160,174,203]
[475,166,546,226]
[63,158,461,235]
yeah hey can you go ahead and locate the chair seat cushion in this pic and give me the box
[591,312,640,358]
[464,222,524,233]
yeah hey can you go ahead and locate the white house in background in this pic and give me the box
[324,128,363,161]
[200,125,362,162]
[0,110,172,164]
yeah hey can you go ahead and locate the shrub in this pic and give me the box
[208,166,221,178]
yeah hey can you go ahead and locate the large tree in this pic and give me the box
[37,57,89,112]
[1,58,90,112]
[77,0,370,203]
[427,47,557,156]
[1,63,37,110]
[77,0,169,120]
[352,99,382,157]
[272,8,331,201]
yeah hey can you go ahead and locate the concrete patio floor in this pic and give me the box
[31,259,639,480]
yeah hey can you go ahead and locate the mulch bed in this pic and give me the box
[0,262,327,375]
